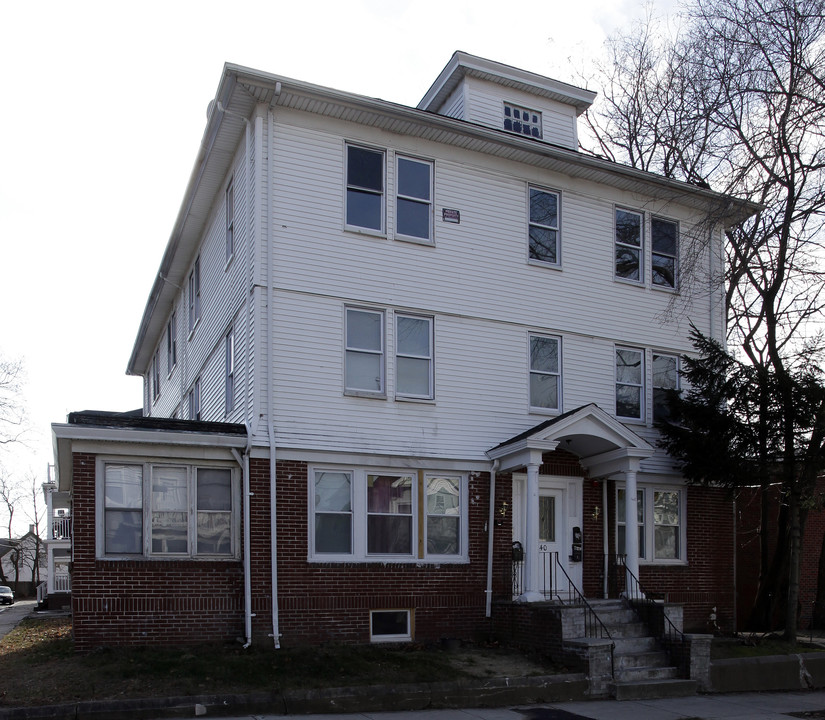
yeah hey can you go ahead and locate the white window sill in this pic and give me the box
[344,225,387,240]
[394,234,435,247]
[527,259,562,271]
[344,390,387,400]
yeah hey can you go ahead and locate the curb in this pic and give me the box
[0,674,589,720]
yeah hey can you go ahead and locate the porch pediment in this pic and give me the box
[487,403,654,477]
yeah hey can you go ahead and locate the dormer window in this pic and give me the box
[504,103,542,139]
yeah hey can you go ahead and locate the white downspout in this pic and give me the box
[267,94,281,648]
[485,459,500,618]
[231,432,253,648]
[602,479,609,598]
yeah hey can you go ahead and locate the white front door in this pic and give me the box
[538,489,563,598]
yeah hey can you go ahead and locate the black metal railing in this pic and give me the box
[615,555,687,673]
[509,547,614,674]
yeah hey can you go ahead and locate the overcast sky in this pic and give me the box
[0,0,677,532]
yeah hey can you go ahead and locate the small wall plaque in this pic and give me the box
[442,209,460,224]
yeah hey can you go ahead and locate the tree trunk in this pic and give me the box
[784,491,802,642]
[748,494,789,630]
[812,531,825,629]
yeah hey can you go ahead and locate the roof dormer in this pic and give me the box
[418,51,596,151]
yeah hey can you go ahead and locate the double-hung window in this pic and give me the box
[616,347,644,421]
[225,330,235,416]
[528,187,560,265]
[167,313,177,375]
[188,378,200,421]
[310,468,465,561]
[345,308,384,395]
[151,350,160,401]
[102,461,234,558]
[529,334,561,411]
[615,208,643,282]
[652,217,678,288]
[395,314,433,399]
[617,485,684,562]
[346,145,384,232]
[188,257,201,333]
[652,353,679,422]
[396,157,432,241]
[225,178,235,261]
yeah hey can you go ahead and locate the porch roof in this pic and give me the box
[487,403,654,477]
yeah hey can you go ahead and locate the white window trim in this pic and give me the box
[395,313,434,401]
[394,155,434,245]
[503,101,543,139]
[225,330,235,416]
[225,177,235,263]
[652,351,680,424]
[188,256,201,336]
[651,215,679,291]
[95,456,239,561]
[166,313,177,378]
[370,609,412,643]
[615,345,645,423]
[527,185,561,268]
[188,378,201,421]
[614,206,645,285]
[616,483,687,565]
[151,350,160,402]
[308,466,468,564]
[528,333,562,414]
[344,143,386,237]
[344,307,386,398]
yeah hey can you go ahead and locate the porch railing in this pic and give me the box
[51,516,72,541]
[53,573,71,592]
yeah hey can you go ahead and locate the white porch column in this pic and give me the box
[522,461,543,601]
[624,469,640,593]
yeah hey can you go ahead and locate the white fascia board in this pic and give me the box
[272,446,493,473]
[51,423,248,450]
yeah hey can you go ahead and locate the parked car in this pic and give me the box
[0,586,14,605]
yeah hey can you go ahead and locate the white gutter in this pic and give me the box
[485,459,500,617]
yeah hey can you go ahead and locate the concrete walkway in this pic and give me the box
[152,691,825,720]
[0,599,35,641]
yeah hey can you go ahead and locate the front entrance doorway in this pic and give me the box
[513,474,583,600]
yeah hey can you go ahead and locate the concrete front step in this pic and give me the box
[615,665,679,682]
[610,678,698,701]
[614,650,672,670]
[612,636,659,653]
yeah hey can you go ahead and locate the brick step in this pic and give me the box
[610,678,698,701]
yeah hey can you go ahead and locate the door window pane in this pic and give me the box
[539,496,556,543]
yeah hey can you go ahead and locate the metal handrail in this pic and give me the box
[548,552,615,676]
[617,557,687,673]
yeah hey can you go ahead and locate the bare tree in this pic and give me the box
[0,354,26,449]
[584,0,825,641]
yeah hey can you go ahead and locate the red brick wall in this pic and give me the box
[271,460,509,646]
[71,453,245,652]
[736,479,825,631]
[638,485,735,632]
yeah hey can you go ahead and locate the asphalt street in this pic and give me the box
[150,692,825,720]
[0,598,35,641]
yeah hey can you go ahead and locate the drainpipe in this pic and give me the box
[485,459,500,617]
[267,93,282,648]
[231,428,253,648]
[602,478,608,598]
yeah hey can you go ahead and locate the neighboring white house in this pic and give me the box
[1,528,45,596]
[52,52,757,653]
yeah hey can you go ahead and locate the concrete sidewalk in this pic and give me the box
[151,691,825,720]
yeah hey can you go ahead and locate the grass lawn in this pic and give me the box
[0,616,562,708]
